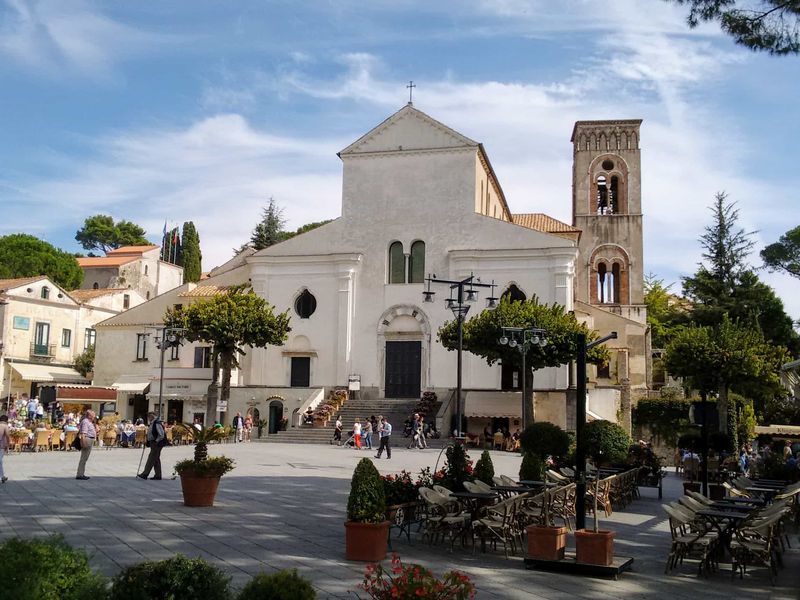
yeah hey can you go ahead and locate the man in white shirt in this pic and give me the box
[375,416,392,459]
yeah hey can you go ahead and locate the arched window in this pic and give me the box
[388,242,405,284]
[597,263,607,303]
[144,265,149,275]
[611,263,621,304]
[596,176,610,214]
[41,286,50,299]
[294,289,317,319]
[92,282,99,290]
[502,284,526,303]
[408,241,425,284]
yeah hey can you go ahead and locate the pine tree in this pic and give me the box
[181,221,202,282]
[250,197,286,251]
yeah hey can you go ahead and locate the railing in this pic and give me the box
[30,343,55,357]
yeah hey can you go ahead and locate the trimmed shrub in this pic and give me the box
[583,420,631,467]
[347,458,386,523]
[109,555,231,600]
[519,422,570,462]
[238,569,316,600]
[0,535,108,600]
[677,430,701,452]
[441,443,473,492]
[519,453,543,481]
[473,451,495,485]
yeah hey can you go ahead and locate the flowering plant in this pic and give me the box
[382,471,421,505]
[361,555,475,599]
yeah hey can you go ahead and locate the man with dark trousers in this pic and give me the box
[375,416,392,459]
[137,412,166,480]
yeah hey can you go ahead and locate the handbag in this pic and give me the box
[71,435,82,451]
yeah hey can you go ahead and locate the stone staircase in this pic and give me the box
[256,397,444,446]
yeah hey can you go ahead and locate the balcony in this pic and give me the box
[30,342,56,358]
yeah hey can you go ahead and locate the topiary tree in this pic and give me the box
[473,451,495,486]
[0,535,107,600]
[519,453,542,482]
[110,555,231,600]
[520,422,570,464]
[238,569,316,600]
[347,458,386,523]
[583,420,631,532]
[165,285,290,424]
[441,443,473,492]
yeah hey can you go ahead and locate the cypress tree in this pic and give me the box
[181,221,202,282]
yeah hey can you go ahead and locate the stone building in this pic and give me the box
[77,245,183,301]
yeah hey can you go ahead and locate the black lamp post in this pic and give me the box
[574,330,617,532]
[423,273,498,437]
[146,326,185,421]
[498,327,547,427]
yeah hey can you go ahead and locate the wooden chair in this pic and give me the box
[731,512,783,584]
[492,431,504,450]
[64,431,77,451]
[663,504,718,575]
[103,428,117,449]
[472,496,522,558]
[34,430,50,452]
[134,428,147,448]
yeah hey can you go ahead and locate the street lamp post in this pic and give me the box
[498,327,547,427]
[423,273,498,437]
[575,331,617,531]
[146,326,185,420]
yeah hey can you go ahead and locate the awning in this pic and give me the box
[55,385,117,402]
[755,425,800,437]
[11,363,88,384]
[112,376,152,393]
[464,392,521,419]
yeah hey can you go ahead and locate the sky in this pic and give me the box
[1,0,798,319]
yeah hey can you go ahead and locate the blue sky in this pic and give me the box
[1,0,798,318]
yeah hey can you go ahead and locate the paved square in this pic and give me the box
[0,442,797,599]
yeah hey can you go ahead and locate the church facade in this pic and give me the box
[93,104,649,431]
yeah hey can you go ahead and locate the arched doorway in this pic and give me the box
[268,399,283,434]
[377,305,431,399]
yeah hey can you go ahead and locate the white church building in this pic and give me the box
[94,104,649,432]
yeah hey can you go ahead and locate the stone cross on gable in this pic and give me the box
[407,80,416,104]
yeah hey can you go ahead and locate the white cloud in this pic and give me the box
[0,0,173,77]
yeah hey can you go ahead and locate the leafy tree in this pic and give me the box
[164,286,290,424]
[0,234,83,290]
[161,226,181,265]
[283,219,333,240]
[683,193,799,354]
[181,222,202,283]
[761,224,800,278]
[644,273,688,348]
[761,395,800,425]
[664,0,800,55]
[250,197,286,251]
[75,214,149,254]
[664,318,770,433]
[73,345,95,378]
[473,450,495,486]
[438,296,608,427]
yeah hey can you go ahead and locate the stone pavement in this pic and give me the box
[0,442,797,599]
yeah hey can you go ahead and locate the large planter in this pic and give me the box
[344,521,390,562]
[179,473,221,507]
[575,529,615,566]
[527,525,567,561]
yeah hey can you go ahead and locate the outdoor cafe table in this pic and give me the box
[745,486,781,501]
[716,496,766,506]
[491,485,533,498]
[450,491,500,522]
[519,480,560,488]
[696,509,751,553]
[710,502,756,512]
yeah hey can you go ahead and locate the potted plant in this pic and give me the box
[360,554,474,599]
[382,471,424,528]
[257,419,267,439]
[575,420,631,566]
[345,458,389,561]
[173,424,235,507]
[519,422,571,561]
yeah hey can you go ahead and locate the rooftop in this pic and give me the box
[77,255,139,268]
[106,245,159,255]
[512,213,581,240]
[177,285,231,298]
[69,288,128,303]
[0,276,47,292]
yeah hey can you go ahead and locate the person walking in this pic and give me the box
[363,418,373,450]
[407,414,421,449]
[75,410,96,480]
[418,415,428,449]
[332,416,343,445]
[353,419,362,449]
[137,412,166,480]
[233,412,245,443]
[375,416,392,459]
[0,415,9,483]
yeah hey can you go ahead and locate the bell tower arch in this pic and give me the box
[571,120,644,309]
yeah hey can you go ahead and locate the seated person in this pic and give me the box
[303,408,314,425]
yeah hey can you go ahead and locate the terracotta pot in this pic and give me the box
[575,529,615,566]
[179,473,221,507]
[344,521,390,562]
[527,525,567,561]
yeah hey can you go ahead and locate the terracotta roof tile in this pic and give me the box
[512,213,581,240]
[106,245,159,255]
[77,256,139,268]
[178,285,230,298]
[0,276,46,291]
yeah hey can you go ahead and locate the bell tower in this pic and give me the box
[571,120,645,313]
